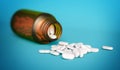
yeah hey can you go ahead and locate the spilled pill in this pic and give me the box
[79,53,84,58]
[73,48,80,57]
[102,46,113,50]
[38,50,50,53]
[59,41,69,46]
[38,41,113,60]
[51,45,59,51]
[90,48,99,52]
[50,51,60,56]
[62,51,75,60]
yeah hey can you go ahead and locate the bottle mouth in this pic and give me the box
[32,13,62,44]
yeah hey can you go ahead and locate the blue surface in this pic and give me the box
[0,0,120,70]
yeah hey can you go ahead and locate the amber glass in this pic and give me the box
[11,9,62,44]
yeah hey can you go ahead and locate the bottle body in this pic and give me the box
[11,9,62,44]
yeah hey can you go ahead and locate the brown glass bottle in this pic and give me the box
[11,9,62,44]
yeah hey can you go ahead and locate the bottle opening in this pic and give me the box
[32,13,62,43]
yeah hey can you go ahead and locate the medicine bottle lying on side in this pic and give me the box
[11,9,62,44]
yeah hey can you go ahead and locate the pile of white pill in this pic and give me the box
[38,41,113,60]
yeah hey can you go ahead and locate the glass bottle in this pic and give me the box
[11,9,62,44]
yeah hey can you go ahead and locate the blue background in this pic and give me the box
[0,0,120,70]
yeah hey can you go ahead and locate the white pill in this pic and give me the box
[79,53,84,58]
[58,45,66,50]
[62,52,75,60]
[49,35,57,39]
[59,41,69,46]
[79,48,87,58]
[90,48,99,52]
[83,45,91,52]
[75,43,83,48]
[63,48,73,52]
[51,45,59,50]
[38,50,50,53]
[79,45,89,54]
[80,44,88,49]
[73,48,80,57]
[50,51,60,56]
[49,29,54,35]
[102,46,113,50]
[79,49,84,58]
[48,25,55,35]
[56,49,64,53]
[66,45,74,50]
[79,48,88,55]
[74,43,81,48]
[74,44,79,48]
